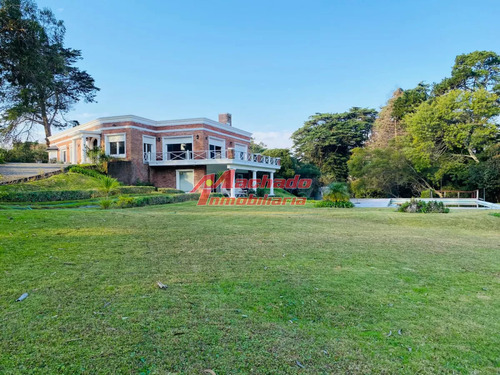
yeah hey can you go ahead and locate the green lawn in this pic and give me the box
[0,173,102,192]
[1,203,499,374]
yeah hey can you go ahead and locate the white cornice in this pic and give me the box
[48,115,252,141]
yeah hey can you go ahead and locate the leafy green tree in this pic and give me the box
[349,145,424,197]
[405,89,499,169]
[432,51,500,96]
[392,82,430,121]
[1,140,47,162]
[261,148,295,179]
[249,138,267,154]
[292,107,377,182]
[0,0,99,144]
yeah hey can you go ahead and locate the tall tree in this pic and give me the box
[432,51,500,96]
[292,107,377,182]
[368,88,404,148]
[0,0,99,144]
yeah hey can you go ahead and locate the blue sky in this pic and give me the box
[37,0,500,148]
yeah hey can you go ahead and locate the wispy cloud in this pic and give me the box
[252,131,293,149]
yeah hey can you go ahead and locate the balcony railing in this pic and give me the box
[143,149,281,167]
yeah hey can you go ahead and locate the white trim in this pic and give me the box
[175,169,195,192]
[234,143,248,152]
[105,133,127,158]
[208,136,226,152]
[162,135,193,145]
[47,115,252,141]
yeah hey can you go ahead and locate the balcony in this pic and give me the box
[144,149,281,169]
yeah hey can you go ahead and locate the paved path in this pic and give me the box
[0,163,64,182]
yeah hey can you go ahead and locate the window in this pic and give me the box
[176,170,194,192]
[209,144,222,159]
[143,136,156,162]
[60,150,67,163]
[106,134,126,157]
[163,136,193,160]
[208,137,225,159]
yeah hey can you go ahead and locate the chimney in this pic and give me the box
[218,113,232,126]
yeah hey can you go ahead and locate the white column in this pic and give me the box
[269,172,274,196]
[230,168,236,198]
[80,136,86,164]
[252,170,257,189]
[71,139,77,164]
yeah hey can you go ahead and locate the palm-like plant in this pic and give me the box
[323,182,350,202]
[99,176,120,198]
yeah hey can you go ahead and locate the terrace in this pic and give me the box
[144,149,281,170]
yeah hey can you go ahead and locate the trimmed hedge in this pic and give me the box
[0,189,96,202]
[116,193,200,208]
[314,200,354,208]
[116,186,156,194]
[157,188,184,194]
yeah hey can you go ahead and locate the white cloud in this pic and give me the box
[252,130,293,149]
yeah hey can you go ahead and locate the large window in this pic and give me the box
[106,134,126,157]
[163,136,193,160]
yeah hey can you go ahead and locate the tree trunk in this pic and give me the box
[41,103,51,146]
[467,147,479,163]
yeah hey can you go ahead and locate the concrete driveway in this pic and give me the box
[0,163,65,183]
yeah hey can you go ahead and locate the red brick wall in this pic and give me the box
[151,165,206,189]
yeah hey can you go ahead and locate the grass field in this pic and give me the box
[1,203,499,374]
[0,173,102,192]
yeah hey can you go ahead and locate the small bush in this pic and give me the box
[323,182,350,202]
[117,186,156,195]
[99,199,113,209]
[314,200,354,208]
[157,188,184,194]
[117,196,135,208]
[256,188,266,197]
[398,198,449,213]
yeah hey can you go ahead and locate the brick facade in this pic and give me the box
[47,115,252,190]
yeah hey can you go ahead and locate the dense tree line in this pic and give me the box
[290,51,500,202]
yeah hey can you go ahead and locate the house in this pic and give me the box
[47,113,281,196]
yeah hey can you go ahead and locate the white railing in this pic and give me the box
[144,149,281,166]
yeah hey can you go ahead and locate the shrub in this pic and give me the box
[117,196,135,208]
[398,198,449,213]
[0,190,97,202]
[69,166,105,180]
[128,193,200,208]
[99,176,120,197]
[314,200,354,208]
[157,188,184,194]
[99,199,113,209]
[256,188,266,197]
[323,182,350,202]
[117,186,156,195]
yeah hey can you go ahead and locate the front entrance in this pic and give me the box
[177,169,194,192]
